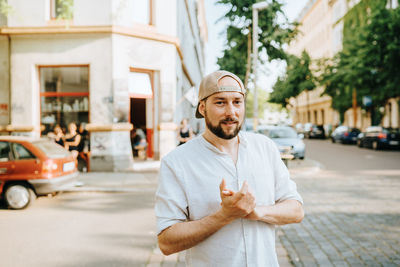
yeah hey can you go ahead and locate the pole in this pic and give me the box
[252,7,258,131]
[352,88,357,128]
[251,2,268,131]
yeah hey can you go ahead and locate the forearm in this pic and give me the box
[250,199,304,225]
[158,210,233,255]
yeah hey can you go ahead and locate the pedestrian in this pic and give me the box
[155,70,304,266]
[64,122,81,158]
[177,118,194,145]
[47,124,64,147]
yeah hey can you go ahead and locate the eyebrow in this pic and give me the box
[211,97,244,101]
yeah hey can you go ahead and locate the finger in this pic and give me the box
[222,189,234,196]
[239,181,248,195]
[219,178,226,193]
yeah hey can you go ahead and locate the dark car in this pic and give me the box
[309,125,325,139]
[331,126,361,144]
[0,136,78,209]
[357,126,400,150]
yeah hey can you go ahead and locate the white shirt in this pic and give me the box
[155,131,303,267]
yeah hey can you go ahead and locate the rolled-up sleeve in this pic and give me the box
[269,141,303,204]
[155,157,188,235]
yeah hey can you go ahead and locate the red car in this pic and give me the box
[0,136,78,209]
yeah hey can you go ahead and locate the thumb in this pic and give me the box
[219,178,226,193]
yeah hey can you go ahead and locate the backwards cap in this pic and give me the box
[195,70,246,118]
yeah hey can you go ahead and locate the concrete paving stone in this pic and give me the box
[332,260,350,267]
[343,258,364,266]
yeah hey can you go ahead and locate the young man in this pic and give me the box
[155,70,304,266]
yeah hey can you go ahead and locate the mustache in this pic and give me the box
[220,117,239,123]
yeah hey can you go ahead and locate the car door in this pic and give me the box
[0,141,15,179]
[10,142,41,180]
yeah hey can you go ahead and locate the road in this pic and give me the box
[0,139,399,266]
[281,139,400,267]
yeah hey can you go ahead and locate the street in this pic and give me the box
[0,139,399,266]
[282,139,400,266]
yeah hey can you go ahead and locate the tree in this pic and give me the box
[0,0,12,17]
[269,51,316,121]
[216,0,298,87]
[318,0,400,125]
[245,87,269,118]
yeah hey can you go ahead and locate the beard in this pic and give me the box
[204,109,242,140]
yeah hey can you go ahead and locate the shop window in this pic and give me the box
[40,66,89,135]
[132,0,153,25]
[50,0,74,20]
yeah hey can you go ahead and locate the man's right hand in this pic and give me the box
[219,179,256,220]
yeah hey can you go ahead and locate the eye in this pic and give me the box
[215,101,224,105]
[234,100,243,105]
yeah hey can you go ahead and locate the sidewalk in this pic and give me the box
[64,158,318,267]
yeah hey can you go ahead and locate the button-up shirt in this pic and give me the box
[155,131,303,267]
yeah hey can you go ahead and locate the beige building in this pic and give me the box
[0,0,207,171]
[287,0,400,131]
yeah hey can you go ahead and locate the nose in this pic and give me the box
[225,102,235,116]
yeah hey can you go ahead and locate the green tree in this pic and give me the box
[216,0,298,87]
[0,0,12,16]
[318,0,400,124]
[245,87,269,118]
[269,51,316,120]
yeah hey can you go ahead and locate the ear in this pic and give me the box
[198,100,206,117]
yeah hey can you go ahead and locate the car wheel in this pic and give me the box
[299,156,305,160]
[372,141,380,150]
[331,138,336,143]
[357,140,363,148]
[4,184,35,210]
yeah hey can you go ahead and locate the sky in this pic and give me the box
[204,0,309,92]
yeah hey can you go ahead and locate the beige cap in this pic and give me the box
[195,70,246,118]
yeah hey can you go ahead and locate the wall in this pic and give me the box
[0,36,10,125]
[10,34,113,134]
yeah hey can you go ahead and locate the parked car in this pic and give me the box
[309,125,326,139]
[331,126,361,144]
[357,126,400,150]
[258,125,305,159]
[303,123,313,138]
[0,136,78,209]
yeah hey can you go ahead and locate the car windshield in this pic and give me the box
[33,140,71,158]
[262,128,298,139]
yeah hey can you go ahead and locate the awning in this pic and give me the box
[128,72,153,98]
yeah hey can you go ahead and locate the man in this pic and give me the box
[155,70,304,266]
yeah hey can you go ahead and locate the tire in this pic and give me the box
[331,137,336,143]
[372,141,380,150]
[4,183,36,210]
[357,140,363,148]
[299,156,305,160]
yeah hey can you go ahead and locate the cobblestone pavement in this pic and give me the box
[279,167,400,267]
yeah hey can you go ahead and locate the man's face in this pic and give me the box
[200,86,245,140]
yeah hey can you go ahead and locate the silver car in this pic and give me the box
[257,125,305,159]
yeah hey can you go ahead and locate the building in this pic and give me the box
[0,0,207,171]
[287,0,399,131]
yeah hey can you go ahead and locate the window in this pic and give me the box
[39,66,89,135]
[0,142,11,161]
[12,143,36,160]
[132,0,153,25]
[51,0,74,20]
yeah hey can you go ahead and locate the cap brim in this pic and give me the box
[195,103,203,118]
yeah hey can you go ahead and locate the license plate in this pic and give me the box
[389,141,399,145]
[63,162,75,172]
[352,137,356,140]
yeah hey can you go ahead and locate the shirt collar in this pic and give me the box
[199,130,248,154]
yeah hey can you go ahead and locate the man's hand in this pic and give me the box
[219,179,256,220]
